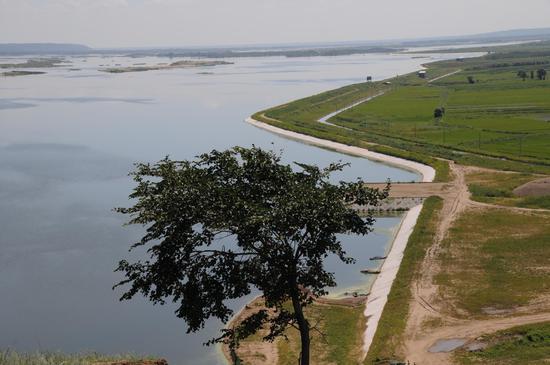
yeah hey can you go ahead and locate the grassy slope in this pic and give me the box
[454,321,550,365]
[364,197,443,364]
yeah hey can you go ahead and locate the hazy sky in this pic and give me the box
[1,0,550,48]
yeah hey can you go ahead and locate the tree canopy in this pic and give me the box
[114,146,388,365]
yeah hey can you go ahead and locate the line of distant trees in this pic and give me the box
[517,68,547,81]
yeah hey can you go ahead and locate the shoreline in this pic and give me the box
[219,295,264,364]
[245,117,434,359]
[246,117,435,182]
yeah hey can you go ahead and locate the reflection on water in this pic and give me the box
[0,50,481,364]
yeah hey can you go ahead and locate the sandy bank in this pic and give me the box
[246,117,435,182]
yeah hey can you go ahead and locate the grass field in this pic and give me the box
[454,321,550,365]
[436,208,550,318]
[254,41,550,175]
[332,69,550,163]
[466,170,550,209]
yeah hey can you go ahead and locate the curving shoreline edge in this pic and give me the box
[245,116,434,359]
[246,117,435,182]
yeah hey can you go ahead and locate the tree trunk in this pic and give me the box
[290,289,310,365]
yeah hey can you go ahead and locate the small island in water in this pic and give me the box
[1,70,46,77]
[101,59,233,73]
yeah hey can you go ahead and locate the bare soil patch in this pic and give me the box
[514,177,550,197]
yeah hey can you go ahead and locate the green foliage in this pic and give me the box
[364,197,443,364]
[115,147,388,365]
[517,70,528,80]
[454,322,550,365]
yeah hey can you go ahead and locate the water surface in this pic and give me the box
[0,50,481,364]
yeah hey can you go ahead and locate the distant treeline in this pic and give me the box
[470,60,550,70]
[152,46,400,59]
[0,43,91,55]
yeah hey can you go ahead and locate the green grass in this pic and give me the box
[364,197,443,364]
[454,322,550,365]
[332,74,550,164]
[253,41,550,175]
[276,304,364,365]
[436,208,550,317]
[517,195,550,210]
[465,171,550,209]
[0,350,155,365]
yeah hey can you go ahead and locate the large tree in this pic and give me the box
[114,146,388,365]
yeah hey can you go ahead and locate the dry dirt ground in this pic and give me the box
[401,163,550,365]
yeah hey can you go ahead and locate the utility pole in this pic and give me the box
[478,132,481,149]
[519,136,523,156]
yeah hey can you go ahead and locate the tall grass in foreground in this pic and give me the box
[0,350,153,365]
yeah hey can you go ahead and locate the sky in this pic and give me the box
[1,0,550,48]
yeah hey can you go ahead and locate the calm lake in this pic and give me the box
[0,50,480,364]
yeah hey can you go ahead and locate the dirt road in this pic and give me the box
[401,163,550,364]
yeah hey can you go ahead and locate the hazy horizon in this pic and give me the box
[2,0,550,48]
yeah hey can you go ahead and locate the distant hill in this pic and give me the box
[389,28,550,48]
[467,28,550,40]
[2,28,550,57]
[0,43,92,55]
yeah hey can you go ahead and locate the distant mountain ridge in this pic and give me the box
[2,27,550,56]
[467,27,550,40]
[0,43,91,55]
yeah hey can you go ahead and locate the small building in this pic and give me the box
[383,81,392,85]
[366,76,373,82]
[418,70,427,79]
